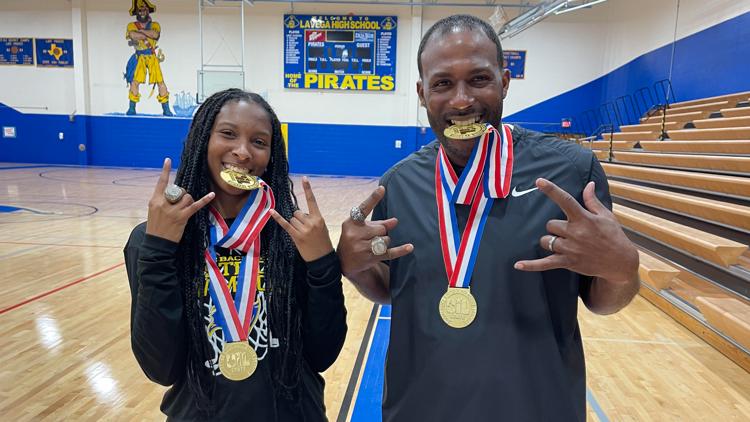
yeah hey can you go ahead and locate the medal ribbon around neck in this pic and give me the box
[204,180,275,343]
[435,124,514,287]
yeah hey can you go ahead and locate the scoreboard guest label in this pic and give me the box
[283,15,397,91]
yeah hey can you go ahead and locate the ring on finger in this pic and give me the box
[548,235,558,253]
[350,205,366,223]
[370,236,388,256]
[164,184,186,204]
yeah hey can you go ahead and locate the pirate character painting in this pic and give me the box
[124,0,173,116]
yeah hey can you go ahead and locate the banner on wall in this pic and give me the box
[35,39,74,67]
[0,38,34,66]
[503,50,526,79]
[283,14,397,91]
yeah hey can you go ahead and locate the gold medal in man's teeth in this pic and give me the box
[444,122,487,140]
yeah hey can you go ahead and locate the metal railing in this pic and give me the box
[571,78,676,139]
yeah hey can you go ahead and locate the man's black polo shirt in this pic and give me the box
[373,126,611,421]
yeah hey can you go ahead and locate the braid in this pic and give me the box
[246,93,304,398]
[173,89,303,415]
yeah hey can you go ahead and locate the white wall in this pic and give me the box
[501,20,608,116]
[502,0,750,116]
[1,0,748,120]
[85,0,202,116]
[0,0,75,114]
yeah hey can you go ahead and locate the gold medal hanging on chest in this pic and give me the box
[219,341,258,381]
[220,169,260,191]
[439,287,477,328]
[443,123,487,140]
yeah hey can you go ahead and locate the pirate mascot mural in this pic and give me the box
[124,0,173,116]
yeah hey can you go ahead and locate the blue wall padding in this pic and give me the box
[87,115,190,168]
[0,105,84,164]
[286,122,416,176]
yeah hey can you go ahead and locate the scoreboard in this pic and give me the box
[284,15,397,91]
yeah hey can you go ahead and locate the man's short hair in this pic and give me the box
[417,14,504,77]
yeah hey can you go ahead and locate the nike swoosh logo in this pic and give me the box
[511,186,539,197]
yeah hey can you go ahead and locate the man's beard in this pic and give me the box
[136,14,150,23]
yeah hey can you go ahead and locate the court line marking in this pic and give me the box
[583,336,698,347]
[0,165,60,171]
[0,262,125,315]
[587,388,611,422]
[0,241,122,249]
[348,307,612,422]
[337,304,379,422]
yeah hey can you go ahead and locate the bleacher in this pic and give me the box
[582,90,750,369]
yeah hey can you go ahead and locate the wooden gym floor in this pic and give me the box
[0,163,748,421]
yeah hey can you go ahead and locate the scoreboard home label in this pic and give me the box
[284,14,397,91]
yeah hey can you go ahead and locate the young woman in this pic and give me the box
[125,89,347,421]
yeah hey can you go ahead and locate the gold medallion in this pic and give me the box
[443,123,487,140]
[439,287,477,328]
[220,169,260,191]
[219,341,258,381]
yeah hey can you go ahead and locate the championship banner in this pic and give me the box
[35,39,74,67]
[503,50,526,79]
[0,38,34,66]
[283,14,397,91]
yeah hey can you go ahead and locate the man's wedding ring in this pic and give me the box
[548,235,558,253]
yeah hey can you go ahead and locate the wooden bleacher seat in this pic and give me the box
[608,180,750,231]
[641,110,711,124]
[620,121,684,132]
[638,250,681,290]
[668,127,750,141]
[667,91,750,109]
[720,106,750,118]
[615,90,750,370]
[590,140,637,150]
[593,149,609,160]
[601,162,750,198]
[653,100,731,117]
[693,116,750,129]
[602,131,659,142]
[638,140,750,155]
[610,151,750,174]
[613,204,748,267]
[667,274,728,305]
[695,296,750,351]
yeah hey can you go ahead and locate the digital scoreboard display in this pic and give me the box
[284,15,397,91]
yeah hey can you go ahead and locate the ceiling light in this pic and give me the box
[555,0,608,15]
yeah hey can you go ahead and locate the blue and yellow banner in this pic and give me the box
[503,50,526,79]
[0,38,34,66]
[36,39,74,67]
[283,15,397,91]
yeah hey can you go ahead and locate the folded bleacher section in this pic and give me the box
[583,90,750,371]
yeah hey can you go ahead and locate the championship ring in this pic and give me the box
[164,184,185,204]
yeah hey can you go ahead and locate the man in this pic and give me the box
[337,14,639,421]
[124,0,173,116]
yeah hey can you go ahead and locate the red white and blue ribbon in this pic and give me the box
[209,182,275,253]
[204,181,274,343]
[435,124,513,288]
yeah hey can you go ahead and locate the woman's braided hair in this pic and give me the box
[174,88,301,414]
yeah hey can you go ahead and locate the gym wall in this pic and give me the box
[1,0,748,175]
